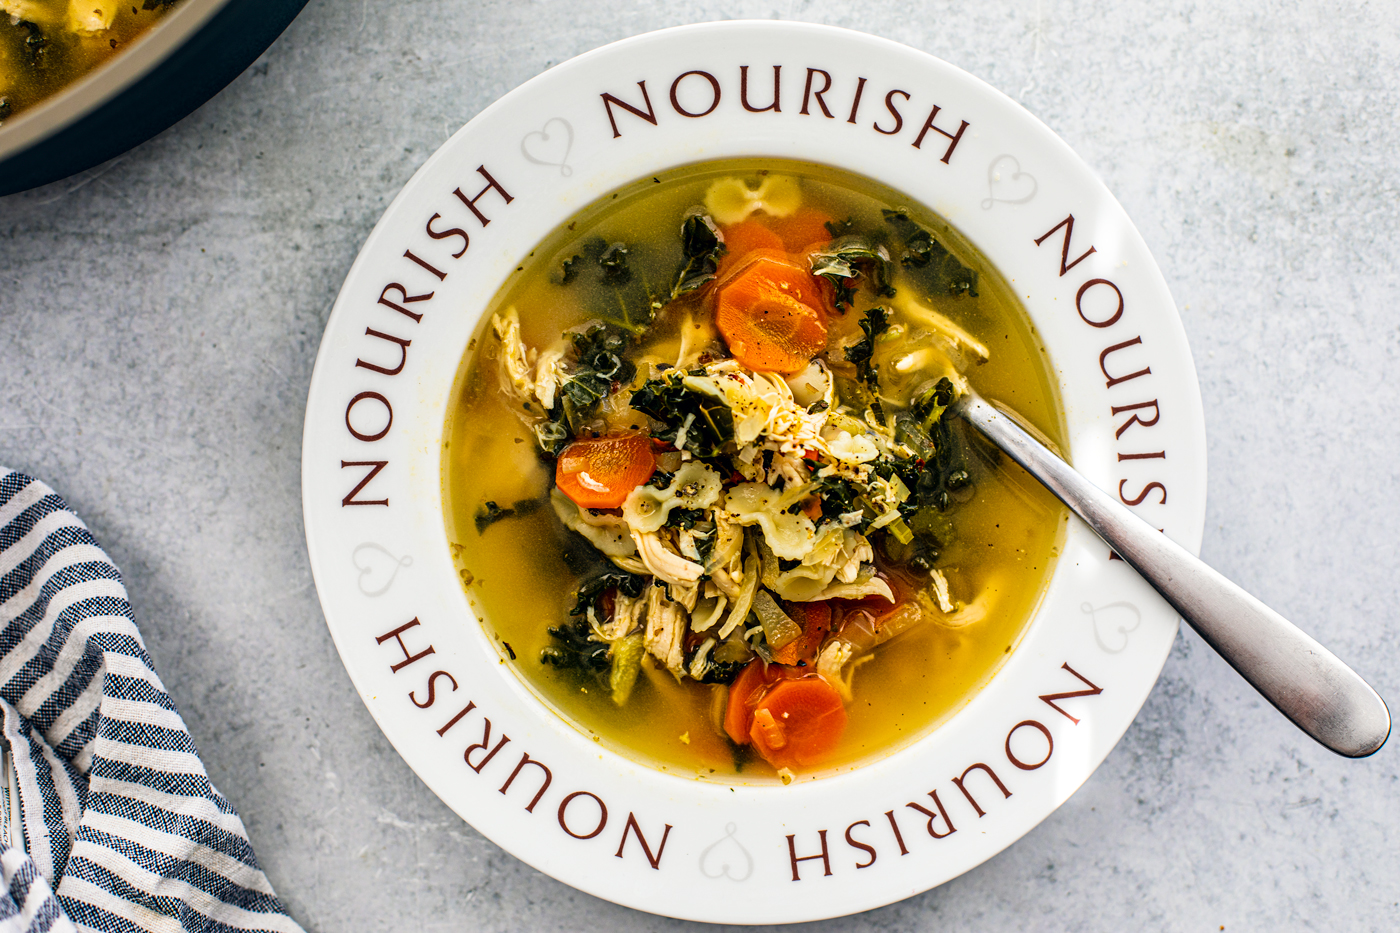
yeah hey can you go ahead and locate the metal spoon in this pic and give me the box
[953,392,1391,758]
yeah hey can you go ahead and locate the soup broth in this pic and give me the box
[443,160,1067,781]
[0,1,181,122]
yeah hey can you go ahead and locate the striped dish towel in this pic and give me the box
[0,470,303,933]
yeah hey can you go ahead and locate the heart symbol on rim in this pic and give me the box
[1081,600,1142,654]
[698,823,754,882]
[981,154,1038,209]
[352,542,414,597]
[520,117,575,177]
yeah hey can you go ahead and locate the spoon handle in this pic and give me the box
[954,394,1391,758]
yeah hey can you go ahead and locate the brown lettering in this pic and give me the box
[409,670,458,709]
[786,830,832,880]
[1038,663,1104,725]
[1076,278,1124,328]
[614,813,672,869]
[402,248,446,282]
[951,763,1012,817]
[435,701,476,737]
[873,89,909,135]
[355,328,411,377]
[498,752,552,812]
[600,81,658,138]
[1119,478,1168,506]
[1112,399,1161,439]
[905,791,956,839]
[844,820,877,869]
[800,68,834,117]
[557,791,608,840]
[374,618,434,673]
[846,76,867,124]
[425,213,469,258]
[1118,451,1166,461]
[340,460,388,507]
[377,282,431,324]
[911,105,970,163]
[1100,336,1151,388]
[670,70,721,117]
[464,718,511,774]
[1034,214,1097,277]
[739,65,780,113]
[451,165,514,227]
[883,809,909,855]
[1005,720,1055,770]
[346,391,392,442]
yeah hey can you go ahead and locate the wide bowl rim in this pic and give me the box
[301,19,1207,924]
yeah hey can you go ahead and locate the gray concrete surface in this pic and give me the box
[2,1,1398,930]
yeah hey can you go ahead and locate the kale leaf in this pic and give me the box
[808,236,895,311]
[629,373,735,458]
[540,569,647,675]
[696,659,747,685]
[899,377,972,513]
[670,212,726,300]
[533,323,636,455]
[539,618,611,674]
[570,569,648,618]
[846,305,891,387]
[882,209,979,298]
[554,237,661,332]
[474,497,546,534]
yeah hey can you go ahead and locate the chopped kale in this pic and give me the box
[540,617,611,674]
[664,508,706,530]
[808,236,896,311]
[535,324,637,455]
[473,497,546,534]
[629,374,735,458]
[570,569,648,618]
[845,305,891,415]
[696,659,747,685]
[823,217,857,238]
[815,476,873,531]
[18,21,46,67]
[882,208,979,298]
[543,569,648,675]
[670,211,726,300]
[599,243,630,283]
[559,254,580,284]
[554,237,661,332]
[900,378,973,514]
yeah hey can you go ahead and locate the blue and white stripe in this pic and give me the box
[0,470,302,932]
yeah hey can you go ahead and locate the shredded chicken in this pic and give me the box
[492,309,537,403]
[816,641,855,700]
[600,586,648,641]
[644,585,688,677]
[634,530,704,584]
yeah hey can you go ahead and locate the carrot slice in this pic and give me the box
[715,253,830,373]
[718,220,785,273]
[768,208,834,252]
[747,676,847,769]
[724,659,785,745]
[555,434,656,508]
[770,601,832,667]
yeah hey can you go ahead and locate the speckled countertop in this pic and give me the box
[2,2,1397,930]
